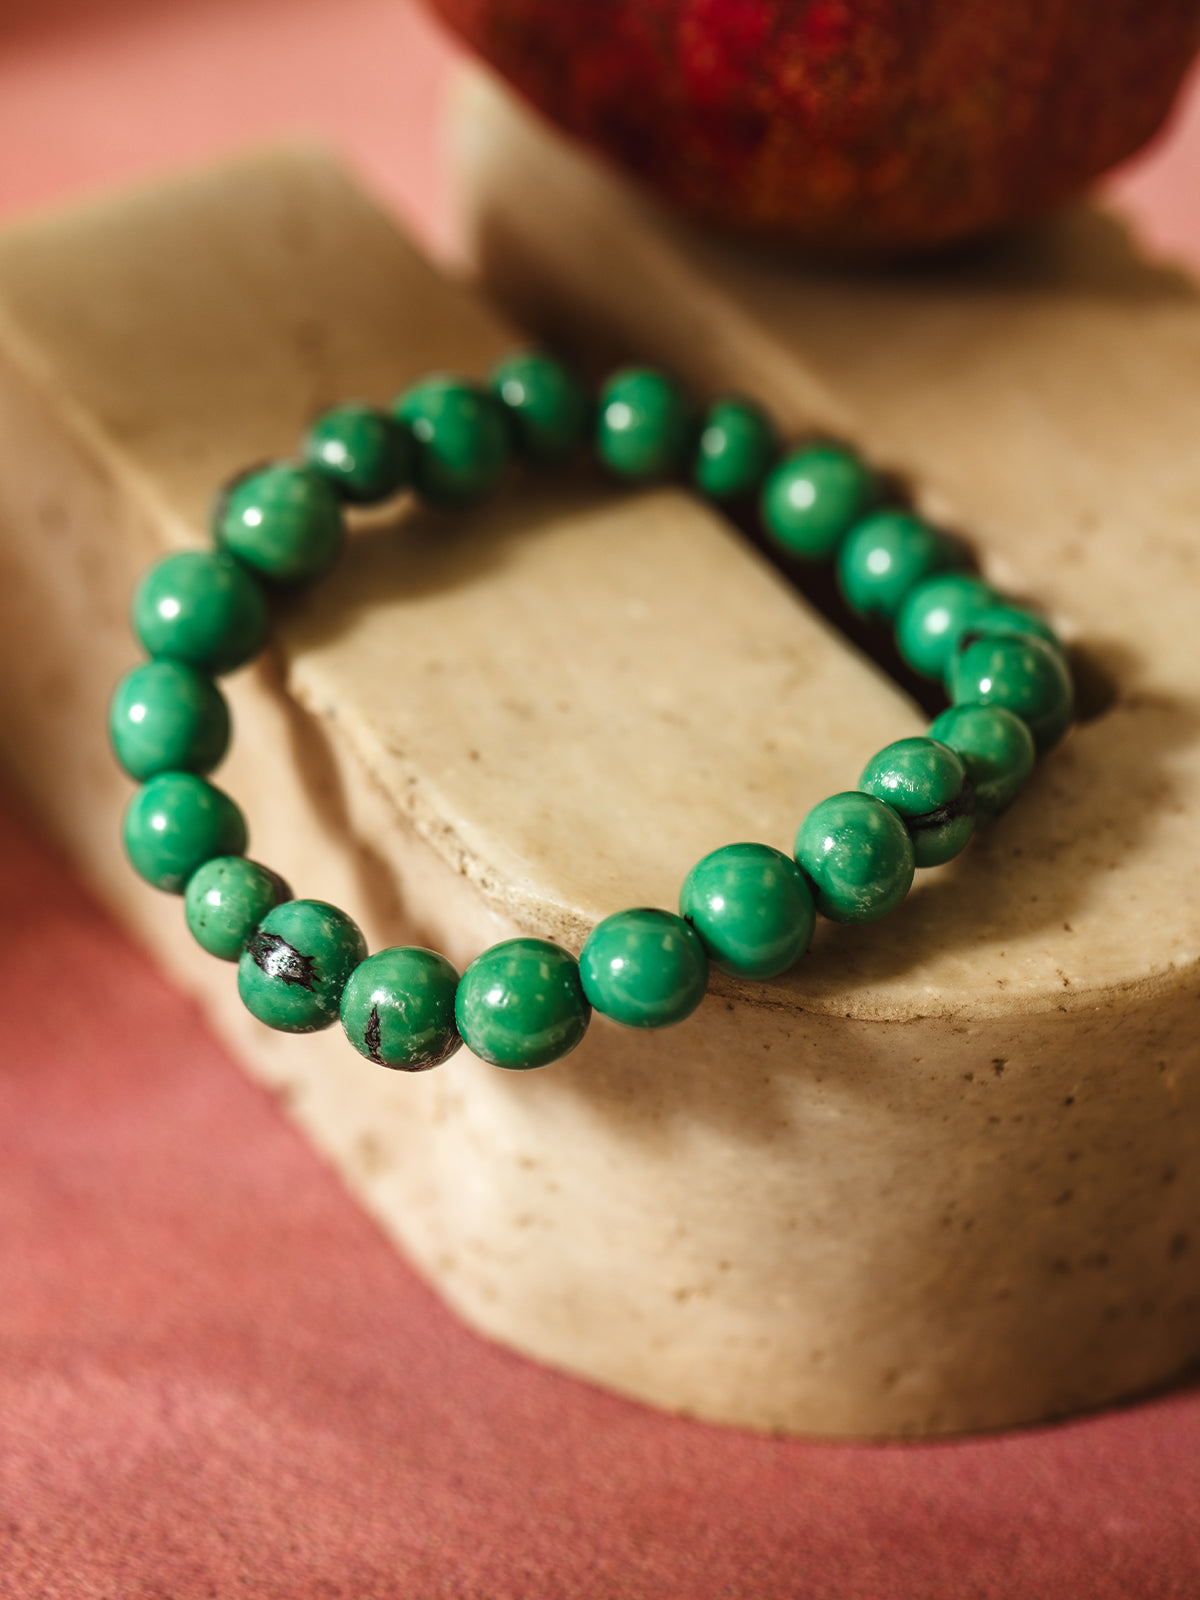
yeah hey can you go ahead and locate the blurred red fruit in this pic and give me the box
[431,0,1200,255]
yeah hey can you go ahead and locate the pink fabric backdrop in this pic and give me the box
[2,5,1200,1595]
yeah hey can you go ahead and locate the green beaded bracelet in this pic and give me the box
[112,351,1074,1072]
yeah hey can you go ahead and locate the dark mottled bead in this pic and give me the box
[455,938,590,1069]
[579,907,707,1028]
[340,946,462,1070]
[237,899,367,1034]
[213,462,344,584]
[132,550,268,676]
[393,375,510,503]
[859,736,975,868]
[838,511,964,620]
[184,855,292,961]
[304,402,414,503]
[947,633,1074,753]
[680,841,815,979]
[760,443,874,561]
[123,771,247,894]
[795,791,914,923]
[693,396,778,500]
[595,367,692,482]
[109,660,229,782]
[490,350,591,464]
[928,703,1037,817]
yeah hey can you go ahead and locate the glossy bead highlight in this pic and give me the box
[928,703,1037,817]
[184,856,292,961]
[838,511,963,620]
[490,350,591,464]
[596,367,692,482]
[580,908,707,1028]
[305,402,414,503]
[238,899,367,1034]
[109,660,229,782]
[895,573,997,678]
[213,462,344,584]
[123,771,247,894]
[693,396,778,500]
[455,938,590,1069]
[680,841,815,978]
[760,443,873,561]
[132,550,268,676]
[393,375,510,503]
[795,791,914,923]
[948,633,1074,753]
[859,736,975,867]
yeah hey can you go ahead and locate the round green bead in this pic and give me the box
[132,550,268,676]
[859,736,975,868]
[947,633,1074,753]
[579,908,707,1029]
[928,703,1036,817]
[455,938,590,1070]
[895,573,998,678]
[595,367,691,483]
[184,856,291,961]
[213,462,344,584]
[837,511,964,620]
[795,791,915,924]
[109,660,229,782]
[340,946,462,1070]
[123,771,247,894]
[304,402,414,503]
[957,601,1062,655]
[760,443,874,561]
[238,899,367,1034]
[490,350,590,465]
[393,375,510,504]
[693,396,778,500]
[680,841,815,979]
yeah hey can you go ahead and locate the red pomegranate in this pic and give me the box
[429,0,1200,255]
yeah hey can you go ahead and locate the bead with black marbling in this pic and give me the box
[238,899,367,1034]
[340,946,462,1069]
[859,736,975,868]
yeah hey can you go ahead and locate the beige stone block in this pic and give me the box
[0,132,1197,1439]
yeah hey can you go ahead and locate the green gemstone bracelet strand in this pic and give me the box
[111,353,1074,1071]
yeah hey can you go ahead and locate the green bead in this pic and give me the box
[680,842,815,979]
[304,402,414,503]
[393,375,510,504]
[837,511,964,620]
[579,908,707,1029]
[947,633,1074,753]
[895,573,998,678]
[760,443,874,561]
[123,772,247,894]
[693,396,778,500]
[213,462,343,584]
[795,791,914,924]
[340,946,463,1070]
[595,367,691,482]
[132,550,269,676]
[859,736,975,868]
[490,350,590,465]
[958,602,1062,655]
[184,856,291,961]
[109,660,229,782]
[455,938,590,1069]
[927,704,1036,818]
[238,899,367,1034]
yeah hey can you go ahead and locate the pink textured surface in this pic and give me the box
[2,4,1200,1595]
